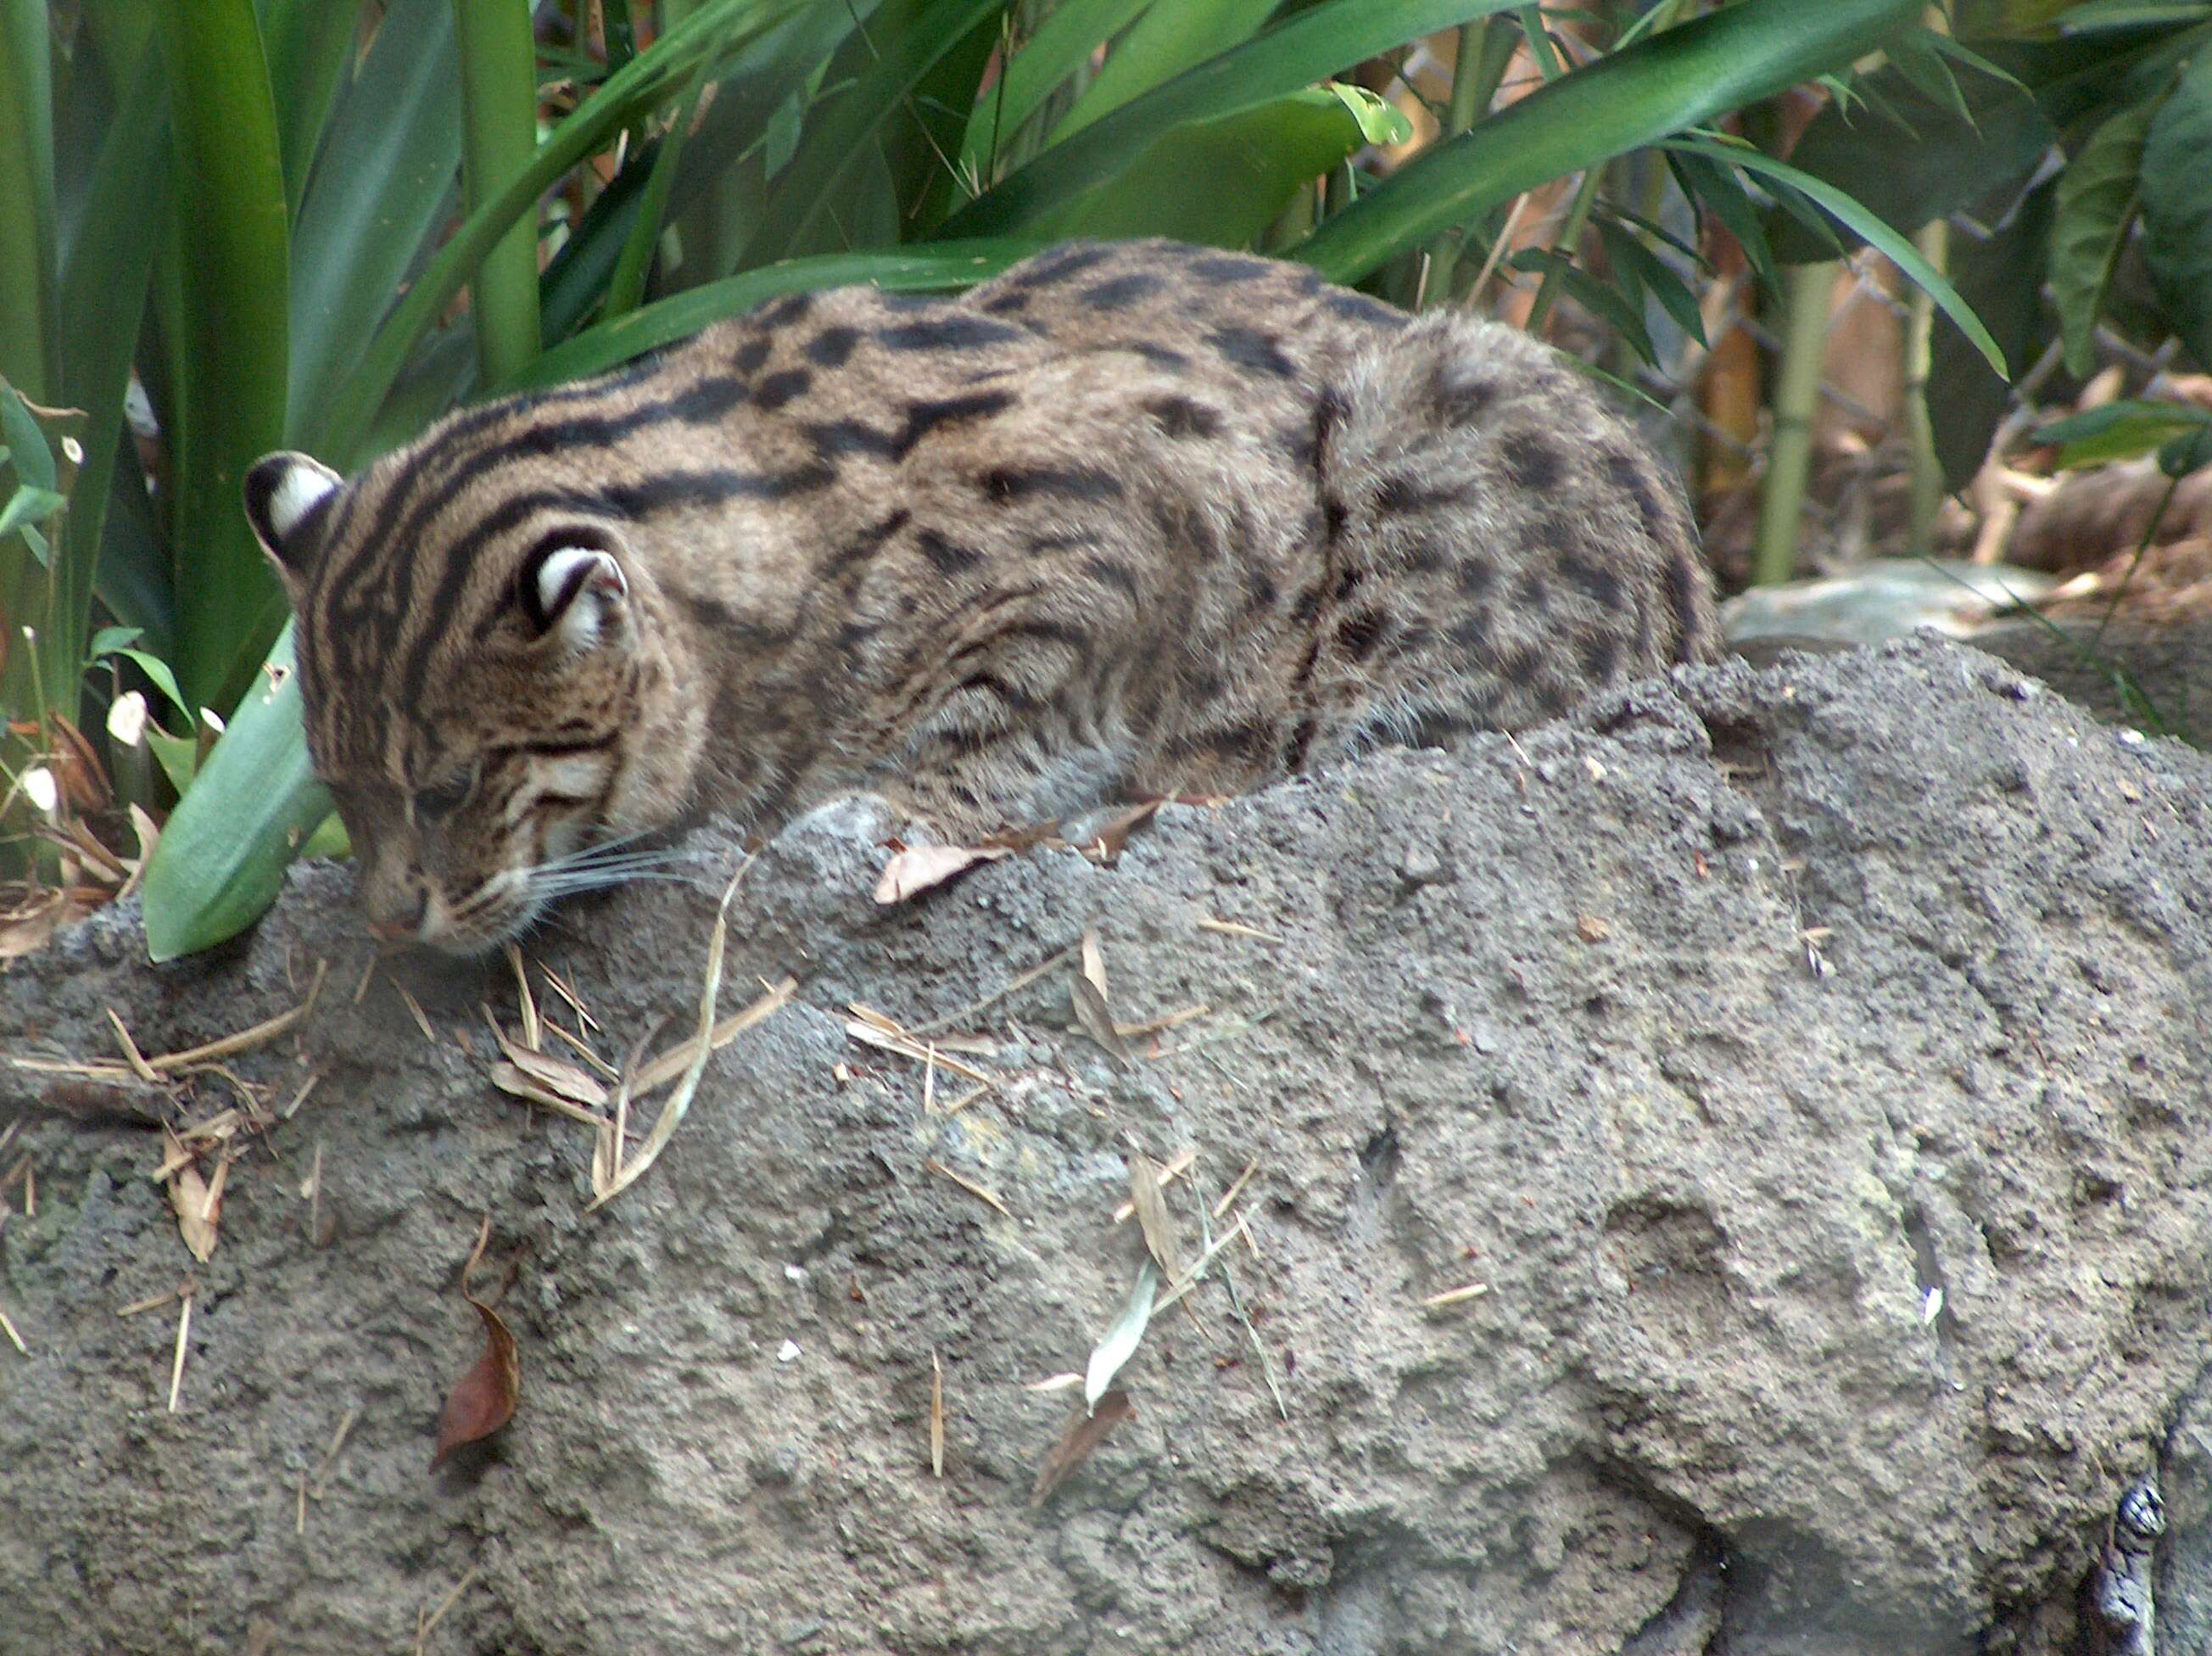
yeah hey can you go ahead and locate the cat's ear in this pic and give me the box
[520,534,630,657]
[243,453,344,590]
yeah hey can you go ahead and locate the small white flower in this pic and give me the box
[21,766,58,814]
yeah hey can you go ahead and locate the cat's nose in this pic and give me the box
[366,889,427,943]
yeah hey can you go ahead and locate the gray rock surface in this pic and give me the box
[3,635,2209,1656]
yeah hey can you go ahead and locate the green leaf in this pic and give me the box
[0,0,57,403]
[87,624,142,658]
[2053,1,2212,31]
[1026,88,1374,246]
[1291,0,1929,283]
[318,0,812,462]
[2051,97,2159,375]
[503,239,1044,393]
[2158,424,2212,476]
[0,377,53,490]
[453,0,543,388]
[944,0,1524,241]
[1673,135,2008,376]
[1668,148,1780,298]
[1931,174,2055,490]
[141,624,335,962]
[286,0,462,445]
[1051,0,1279,143]
[1327,81,1414,148]
[2035,397,2212,467]
[2139,48,2212,369]
[1510,247,1655,365]
[604,76,709,322]
[1598,215,1706,345]
[263,0,365,217]
[159,0,293,712]
[1764,62,2053,263]
[743,0,1008,265]
[115,646,193,724]
[0,484,66,554]
[961,0,1155,176]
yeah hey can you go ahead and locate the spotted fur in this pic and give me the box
[245,239,1718,951]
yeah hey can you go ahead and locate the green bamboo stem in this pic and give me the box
[1904,219,1947,558]
[1754,260,1836,586]
[454,0,543,385]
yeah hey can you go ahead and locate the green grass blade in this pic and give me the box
[1050,0,1278,143]
[742,0,1012,266]
[287,0,463,440]
[505,238,1044,392]
[939,0,1520,240]
[315,0,809,461]
[141,625,334,962]
[452,0,542,388]
[53,41,168,699]
[1288,0,1925,283]
[158,0,293,713]
[960,0,1154,177]
[604,80,708,322]
[264,0,366,217]
[0,0,55,404]
[1672,136,2007,376]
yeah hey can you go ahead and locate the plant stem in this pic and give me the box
[1904,220,1947,558]
[1754,260,1835,586]
[454,0,544,385]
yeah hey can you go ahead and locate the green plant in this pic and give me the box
[0,0,1977,959]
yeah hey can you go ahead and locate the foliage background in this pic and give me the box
[3,0,2210,958]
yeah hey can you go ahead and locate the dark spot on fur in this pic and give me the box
[880,316,1026,352]
[1402,536,1449,575]
[1336,609,1388,661]
[1517,570,1549,612]
[1014,243,1115,286]
[1578,633,1619,682]
[1500,431,1562,490]
[1143,395,1224,439]
[1560,551,1623,611]
[1286,715,1320,770]
[1434,364,1495,423]
[1324,289,1405,329]
[1206,326,1298,378]
[806,327,860,367]
[733,336,771,374]
[1084,557,1142,601]
[1245,566,1278,613]
[916,529,980,573]
[752,368,812,411]
[1332,565,1364,601]
[1126,342,1191,373]
[1320,494,1347,543]
[1081,273,1163,310]
[760,291,814,325]
[1457,557,1494,596]
[982,290,1031,315]
[1188,254,1273,284]
[1604,448,1665,526]
[1665,553,1706,657]
[1290,583,1326,627]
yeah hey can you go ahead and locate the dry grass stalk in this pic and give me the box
[1421,1283,1491,1310]
[0,1301,25,1355]
[1114,1004,1209,1040]
[538,963,600,1032]
[1149,1210,1253,1318]
[503,943,541,1050]
[930,1352,946,1478]
[279,1072,321,1121]
[911,941,1081,1035]
[843,1021,996,1087]
[117,1283,187,1317]
[414,1567,479,1654]
[106,1009,159,1082]
[1212,1159,1260,1219]
[938,1083,992,1117]
[394,981,437,1044]
[1022,1372,1084,1393]
[167,1288,194,1411]
[1196,916,1285,944]
[545,1018,617,1079]
[148,959,330,1072]
[924,1158,1012,1218]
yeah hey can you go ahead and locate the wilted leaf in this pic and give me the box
[432,1299,520,1469]
[1127,1155,1186,1282]
[874,843,1010,904]
[1086,1259,1159,1412]
[433,1220,520,1469]
[165,1144,224,1263]
[1070,976,1132,1068]
[483,1015,609,1108]
[1083,797,1162,863]
[1031,1388,1134,1507]
[1081,929,1109,1002]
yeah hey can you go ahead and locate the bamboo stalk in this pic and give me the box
[1753,260,1836,586]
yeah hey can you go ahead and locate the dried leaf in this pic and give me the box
[1083,798,1162,863]
[167,1155,221,1262]
[483,1013,608,1107]
[1086,1260,1159,1412]
[1070,976,1131,1068]
[1126,1155,1185,1282]
[0,890,67,960]
[431,1300,519,1469]
[1577,915,1611,943]
[433,1220,519,1469]
[1081,930,1109,1001]
[874,842,1010,904]
[1031,1389,1134,1507]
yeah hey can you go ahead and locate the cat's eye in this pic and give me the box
[415,765,477,821]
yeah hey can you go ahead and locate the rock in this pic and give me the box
[2,635,2208,1656]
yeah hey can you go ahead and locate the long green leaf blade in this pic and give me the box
[943,0,1521,240]
[453,0,542,388]
[960,0,1154,176]
[159,0,293,712]
[1289,0,1926,283]
[142,626,334,962]
[1050,0,1277,143]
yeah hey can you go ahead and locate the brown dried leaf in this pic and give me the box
[433,1220,520,1469]
[1127,1155,1185,1281]
[1080,929,1109,1001]
[431,1299,520,1470]
[0,889,67,960]
[1577,915,1611,943]
[1069,976,1131,1068]
[1082,798,1162,864]
[1031,1389,1134,1507]
[486,1026,608,1109]
[47,712,112,814]
[874,843,1010,904]
[930,1351,946,1478]
[165,1140,222,1262]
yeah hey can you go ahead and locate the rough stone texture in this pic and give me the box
[3,635,2209,1656]
[1973,614,2212,739]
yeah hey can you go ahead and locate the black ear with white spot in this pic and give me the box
[520,533,630,656]
[243,453,344,585]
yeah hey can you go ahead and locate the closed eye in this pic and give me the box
[415,764,478,821]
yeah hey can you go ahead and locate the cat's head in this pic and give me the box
[244,446,689,953]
